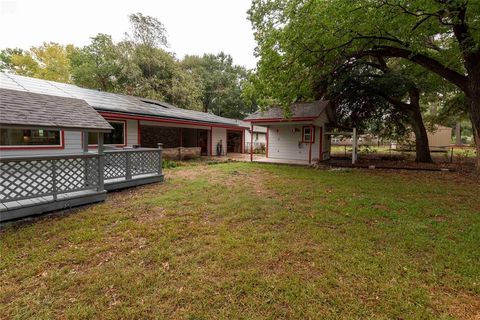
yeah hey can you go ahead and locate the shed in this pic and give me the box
[245,101,336,164]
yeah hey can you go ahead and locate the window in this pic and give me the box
[0,128,62,147]
[255,133,259,141]
[88,121,125,146]
[302,126,314,143]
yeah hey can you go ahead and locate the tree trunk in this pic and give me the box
[467,93,480,170]
[455,122,462,146]
[409,108,433,163]
[406,88,432,163]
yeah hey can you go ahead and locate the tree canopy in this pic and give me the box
[0,13,256,118]
[248,0,480,168]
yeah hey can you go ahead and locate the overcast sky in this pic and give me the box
[0,0,258,69]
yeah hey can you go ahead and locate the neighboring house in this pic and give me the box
[392,125,453,151]
[244,101,336,163]
[426,125,453,151]
[0,73,261,159]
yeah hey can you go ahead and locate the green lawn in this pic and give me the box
[1,163,479,319]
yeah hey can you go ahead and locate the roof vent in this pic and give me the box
[141,99,169,108]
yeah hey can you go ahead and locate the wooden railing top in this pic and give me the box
[0,152,99,162]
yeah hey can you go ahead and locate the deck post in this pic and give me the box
[125,151,132,181]
[82,131,89,153]
[51,159,58,201]
[82,131,89,187]
[97,133,105,191]
[157,143,163,175]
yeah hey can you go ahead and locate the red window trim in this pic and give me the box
[88,119,127,148]
[0,130,65,150]
[301,125,315,143]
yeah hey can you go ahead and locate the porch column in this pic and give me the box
[82,131,88,153]
[179,128,183,160]
[250,123,253,162]
[97,132,105,191]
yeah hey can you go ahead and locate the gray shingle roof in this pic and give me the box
[0,72,242,127]
[244,100,331,121]
[0,88,113,131]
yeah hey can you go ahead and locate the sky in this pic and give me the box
[0,0,258,69]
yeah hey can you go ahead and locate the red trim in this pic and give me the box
[266,127,269,158]
[301,126,315,143]
[245,117,316,123]
[0,130,65,150]
[98,111,245,130]
[88,119,127,148]
[318,126,323,161]
[137,120,141,145]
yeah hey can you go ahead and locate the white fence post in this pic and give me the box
[352,128,357,165]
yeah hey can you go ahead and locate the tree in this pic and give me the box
[249,0,480,168]
[329,58,434,162]
[127,12,168,48]
[69,34,121,91]
[181,53,256,118]
[0,48,39,76]
[0,43,71,82]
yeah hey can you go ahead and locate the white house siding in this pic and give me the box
[126,119,139,146]
[267,124,321,162]
[211,127,227,156]
[0,130,83,157]
[245,130,267,145]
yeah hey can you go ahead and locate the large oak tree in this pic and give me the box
[249,0,480,168]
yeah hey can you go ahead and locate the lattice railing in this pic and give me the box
[0,148,162,204]
[104,149,162,182]
[0,154,100,203]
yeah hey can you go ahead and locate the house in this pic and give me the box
[244,101,336,164]
[0,72,268,221]
[391,125,453,152]
[426,125,453,151]
[0,88,125,220]
[0,72,264,159]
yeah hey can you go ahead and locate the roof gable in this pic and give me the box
[0,88,112,131]
[244,100,332,122]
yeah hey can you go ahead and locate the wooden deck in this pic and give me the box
[0,148,164,222]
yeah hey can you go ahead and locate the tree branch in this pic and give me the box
[356,46,468,92]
